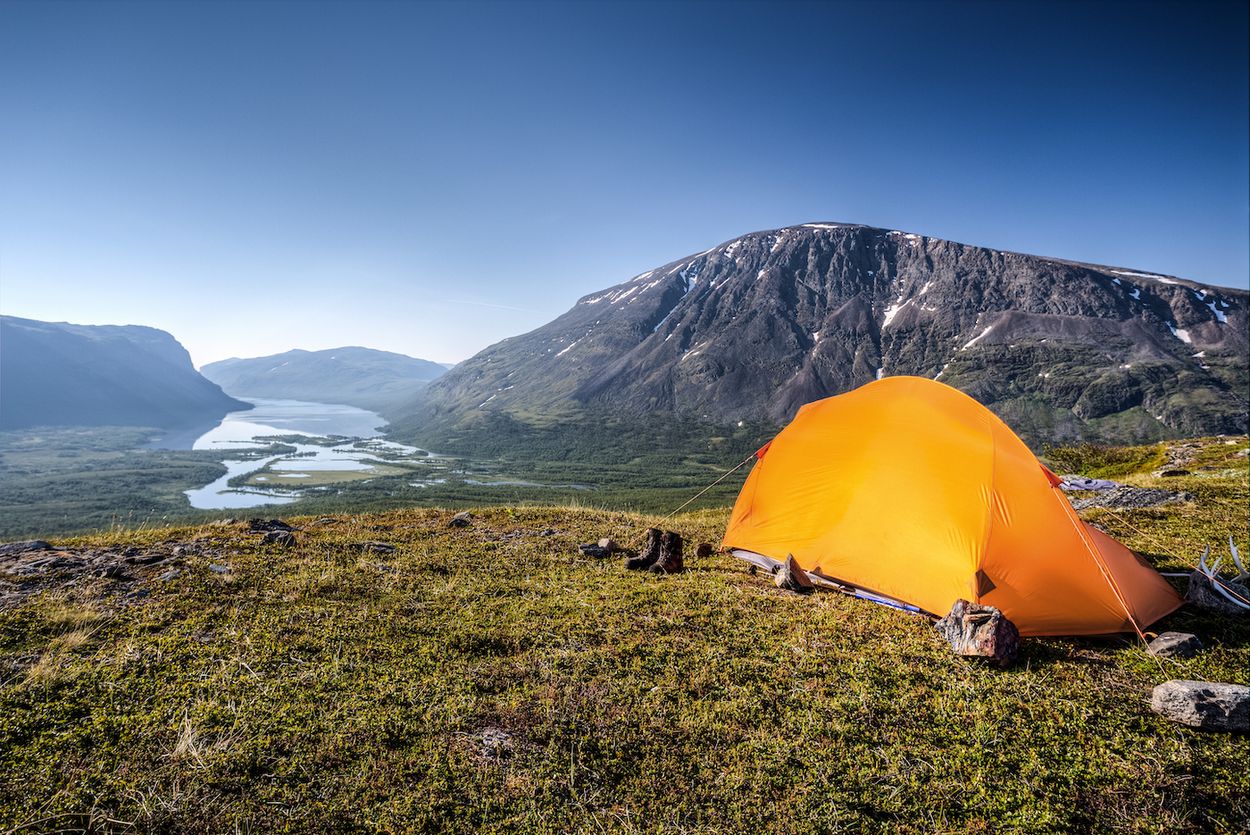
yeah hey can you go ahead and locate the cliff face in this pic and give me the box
[405,223,1248,445]
[0,316,249,431]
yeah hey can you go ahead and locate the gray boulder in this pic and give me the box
[934,599,1020,666]
[261,530,296,547]
[448,512,472,528]
[1146,632,1203,658]
[1150,680,1249,732]
[0,540,56,557]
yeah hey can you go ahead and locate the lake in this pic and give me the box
[181,399,423,510]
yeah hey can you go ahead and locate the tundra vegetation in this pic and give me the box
[0,437,1246,832]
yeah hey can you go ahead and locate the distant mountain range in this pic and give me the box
[0,316,248,431]
[201,347,447,414]
[396,223,1248,448]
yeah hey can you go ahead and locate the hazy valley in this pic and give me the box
[2,224,1247,538]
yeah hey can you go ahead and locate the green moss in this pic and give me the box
[1042,441,1167,478]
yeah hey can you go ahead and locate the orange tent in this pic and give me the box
[722,376,1183,636]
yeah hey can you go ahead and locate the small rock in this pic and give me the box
[172,546,188,557]
[261,530,296,547]
[249,518,294,533]
[98,565,130,580]
[934,599,1020,666]
[314,517,338,525]
[775,554,814,593]
[1069,486,1193,511]
[597,538,619,553]
[157,568,182,582]
[1155,469,1191,477]
[539,528,557,536]
[578,544,611,558]
[1187,571,1249,617]
[1147,632,1204,658]
[0,540,56,557]
[696,543,714,558]
[473,726,514,760]
[126,552,168,566]
[1150,680,1250,732]
[350,541,396,554]
[449,512,472,528]
[209,564,231,575]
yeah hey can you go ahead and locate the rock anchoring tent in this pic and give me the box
[722,377,1183,636]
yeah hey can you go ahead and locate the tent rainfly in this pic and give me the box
[722,376,1183,637]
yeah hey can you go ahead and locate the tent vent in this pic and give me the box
[975,569,996,597]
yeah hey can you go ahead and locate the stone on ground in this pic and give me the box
[261,530,296,547]
[1147,632,1203,658]
[248,519,294,532]
[774,554,814,593]
[1150,680,1250,732]
[934,599,1020,666]
[0,540,56,556]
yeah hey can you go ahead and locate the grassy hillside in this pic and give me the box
[0,438,1246,833]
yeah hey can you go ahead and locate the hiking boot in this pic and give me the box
[626,528,662,570]
[649,531,684,574]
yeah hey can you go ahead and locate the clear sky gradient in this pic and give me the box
[2,0,1246,366]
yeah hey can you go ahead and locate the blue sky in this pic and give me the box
[1,0,1246,366]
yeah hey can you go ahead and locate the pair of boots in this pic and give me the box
[626,528,684,574]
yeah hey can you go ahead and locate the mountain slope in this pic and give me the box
[0,316,249,431]
[401,223,1247,446]
[202,347,446,414]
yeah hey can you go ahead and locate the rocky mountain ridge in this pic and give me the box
[403,223,1247,445]
[0,316,248,431]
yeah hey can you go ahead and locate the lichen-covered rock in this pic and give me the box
[934,599,1019,666]
[1150,680,1249,732]
[775,554,814,593]
[448,512,472,528]
[1147,632,1203,658]
[261,530,296,547]
[248,519,293,533]
[349,541,396,555]
[0,540,56,557]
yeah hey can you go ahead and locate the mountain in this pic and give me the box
[398,223,1248,448]
[201,347,447,414]
[0,316,249,431]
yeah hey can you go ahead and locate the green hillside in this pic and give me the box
[0,438,1246,833]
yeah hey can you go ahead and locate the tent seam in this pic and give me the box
[972,418,998,604]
